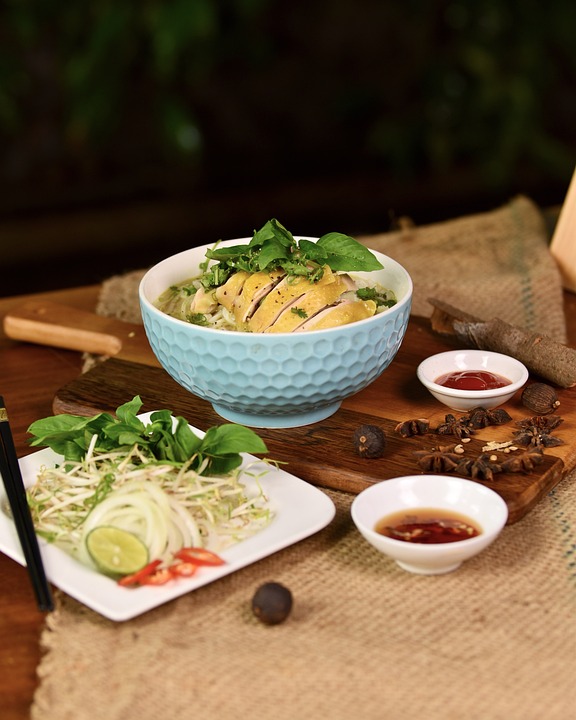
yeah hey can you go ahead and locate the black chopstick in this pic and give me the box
[0,397,53,611]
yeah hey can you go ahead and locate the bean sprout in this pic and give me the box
[27,444,273,569]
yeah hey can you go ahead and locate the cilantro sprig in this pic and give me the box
[27,396,268,476]
[199,218,383,289]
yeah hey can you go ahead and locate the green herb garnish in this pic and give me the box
[199,218,383,289]
[356,286,397,308]
[27,396,268,476]
[186,313,210,326]
[290,307,308,319]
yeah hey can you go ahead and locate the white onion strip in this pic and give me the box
[27,445,273,569]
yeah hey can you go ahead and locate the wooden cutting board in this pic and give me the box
[49,315,576,525]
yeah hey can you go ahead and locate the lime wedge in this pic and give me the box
[85,526,149,576]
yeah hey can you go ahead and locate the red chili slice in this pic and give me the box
[170,562,199,578]
[174,547,225,566]
[118,559,163,587]
[140,568,175,586]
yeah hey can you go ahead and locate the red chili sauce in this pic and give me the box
[434,369,511,391]
[375,509,481,544]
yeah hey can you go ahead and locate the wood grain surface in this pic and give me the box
[3,299,160,366]
[52,316,576,524]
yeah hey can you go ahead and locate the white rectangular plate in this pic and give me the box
[0,422,335,622]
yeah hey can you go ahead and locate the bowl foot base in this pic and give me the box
[211,401,342,428]
[395,560,462,575]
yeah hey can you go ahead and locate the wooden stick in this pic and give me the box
[428,298,576,388]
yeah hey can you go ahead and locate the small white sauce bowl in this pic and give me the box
[351,475,508,575]
[416,349,529,411]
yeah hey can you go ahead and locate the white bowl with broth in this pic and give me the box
[351,475,508,575]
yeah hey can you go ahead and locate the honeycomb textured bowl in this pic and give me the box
[139,238,413,428]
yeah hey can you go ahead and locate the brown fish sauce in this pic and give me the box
[375,509,482,544]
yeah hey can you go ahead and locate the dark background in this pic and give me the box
[1,0,575,296]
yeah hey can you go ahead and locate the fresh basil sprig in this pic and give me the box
[27,396,268,476]
[200,218,383,288]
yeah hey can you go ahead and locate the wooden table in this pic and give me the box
[1,284,576,720]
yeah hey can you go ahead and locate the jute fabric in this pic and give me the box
[31,197,575,720]
[359,195,567,342]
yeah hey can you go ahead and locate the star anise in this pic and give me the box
[395,418,430,437]
[435,413,475,440]
[413,445,462,473]
[455,453,503,481]
[500,448,544,473]
[513,415,564,449]
[466,406,513,429]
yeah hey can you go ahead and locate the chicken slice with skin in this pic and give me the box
[232,269,286,325]
[295,298,377,331]
[248,267,338,333]
[215,271,250,312]
[265,274,352,333]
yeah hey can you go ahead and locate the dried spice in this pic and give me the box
[353,424,386,458]
[466,406,512,429]
[456,453,503,481]
[395,418,430,437]
[435,413,475,440]
[521,383,560,415]
[500,448,544,473]
[251,582,293,625]
[414,446,462,473]
[513,416,564,449]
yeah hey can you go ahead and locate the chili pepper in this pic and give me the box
[174,547,225,566]
[170,562,198,578]
[117,559,163,587]
[140,568,175,586]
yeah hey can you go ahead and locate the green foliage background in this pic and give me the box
[1,0,575,205]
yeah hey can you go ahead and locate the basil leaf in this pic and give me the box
[27,413,115,450]
[203,454,243,476]
[115,396,144,426]
[205,243,251,260]
[254,237,291,269]
[317,232,384,271]
[298,238,328,263]
[252,218,294,248]
[27,396,268,476]
[201,424,268,456]
[172,416,203,458]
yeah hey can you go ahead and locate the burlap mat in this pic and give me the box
[360,195,566,342]
[32,197,575,720]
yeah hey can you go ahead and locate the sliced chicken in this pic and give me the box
[232,269,285,325]
[265,274,351,333]
[295,298,377,331]
[189,286,218,314]
[215,271,250,311]
[248,267,338,333]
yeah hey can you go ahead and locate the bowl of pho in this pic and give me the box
[139,219,413,428]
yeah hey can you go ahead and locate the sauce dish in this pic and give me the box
[417,349,529,411]
[351,474,508,575]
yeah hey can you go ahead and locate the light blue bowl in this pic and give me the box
[139,238,413,428]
